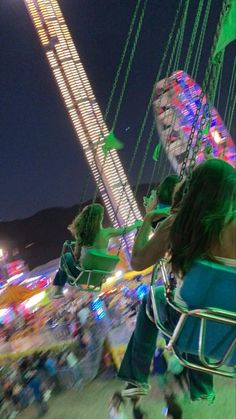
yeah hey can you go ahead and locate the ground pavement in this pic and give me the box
[19,375,235,419]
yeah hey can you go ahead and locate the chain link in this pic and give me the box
[111,0,185,228]
[76,0,143,212]
[187,103,209,178]
[179,89,205,181]
[112,0,148,131]
[179,0,230,184]
[192,0,212,80]
[115,0,187,255]
[104,0,142,123]
[185,0,204,73]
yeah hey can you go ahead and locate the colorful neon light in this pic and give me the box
[153,70,236,172]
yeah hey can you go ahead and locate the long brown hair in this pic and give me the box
[68,203,104,247]
[170,159,236,277]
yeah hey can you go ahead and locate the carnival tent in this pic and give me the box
[0,285,42,309]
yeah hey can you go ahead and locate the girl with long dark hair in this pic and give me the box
[118,159,236,402]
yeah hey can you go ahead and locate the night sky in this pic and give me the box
[0,0,235,221]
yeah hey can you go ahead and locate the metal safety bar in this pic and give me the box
[61,241,119,291]
[149,261,236,378]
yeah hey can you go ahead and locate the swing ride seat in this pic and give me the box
[60,241,120,292]
[150,260,236,378]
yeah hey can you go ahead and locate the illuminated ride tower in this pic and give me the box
[24,0,142,253]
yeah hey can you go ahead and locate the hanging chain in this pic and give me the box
[76,0,143,212]
[114,0,186,254]
[192,0,212,79]
[187,52,224,181]
[185,0,204,73]
[228,91,236,134]
[116,0,229,255]
[146,1,186,196]
[91,0,147,209]
[187,103,209,176]
[216,54,224,109]
[224,56,236,123]
[146,158,159,196]
[112,0,185,228]
[114,0,189,258]
[179,93,204,181]
[104,0,142,123]
[153,0,188,184]
[179,0,230,183]
[126,0,185,178]
[112,0,148,131]
[83,0,148,247]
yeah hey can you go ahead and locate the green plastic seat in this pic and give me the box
[61,245,120,292]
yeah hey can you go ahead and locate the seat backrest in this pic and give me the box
[175,260,236,366]
[82,250,120,273]
[180,259,236,311]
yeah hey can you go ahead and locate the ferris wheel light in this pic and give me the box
[115,270,123,279]
[212,130,222,144]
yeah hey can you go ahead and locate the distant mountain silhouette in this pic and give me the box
[0,184,151,269]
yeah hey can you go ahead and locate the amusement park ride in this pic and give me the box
[20,0,235,378]
[23,0,236,236]
[154,70,236,172]
[23,0,142,256]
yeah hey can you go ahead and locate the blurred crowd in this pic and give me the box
[0,347,81,418]
[0,295,99,347]
[0,288,145,419]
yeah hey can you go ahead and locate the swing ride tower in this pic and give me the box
[24,0,142,251]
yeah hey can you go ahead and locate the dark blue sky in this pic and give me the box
[0,0,235,221]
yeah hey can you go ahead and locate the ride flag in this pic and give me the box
[152,143,161,161]
[213,0,236,61]
[102,131,124,157]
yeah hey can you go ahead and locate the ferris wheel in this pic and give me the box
[153,70,236,173]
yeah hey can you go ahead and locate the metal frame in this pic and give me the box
[60,241,118,292]
[67,267,114,292]
[149,261,236,378]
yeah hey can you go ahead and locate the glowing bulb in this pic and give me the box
[212,130,222,144]
[7,273,24,284]
[24,291,45,309]
[115,270,123,279]
[106,276,116,284]
[0,308,9,317]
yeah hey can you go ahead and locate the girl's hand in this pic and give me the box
[143,189,157,213]
[135,220,143,228]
